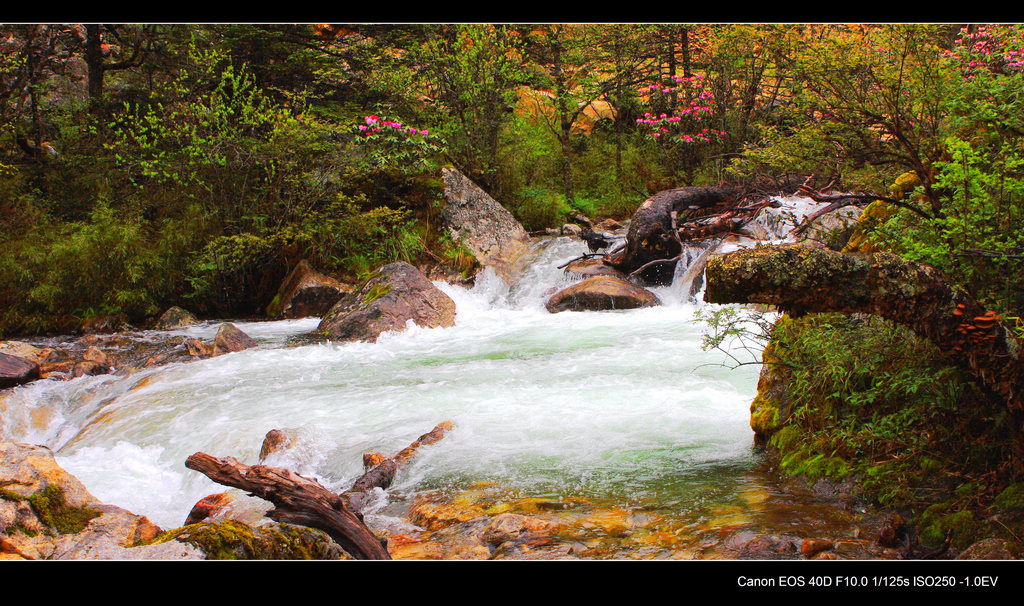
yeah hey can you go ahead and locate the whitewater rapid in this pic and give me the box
[0,212,811,530]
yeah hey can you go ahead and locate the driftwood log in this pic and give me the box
[343,421,454,511]
[185,420,455,560]
[184,452,392,559]
[703,245,1024,411]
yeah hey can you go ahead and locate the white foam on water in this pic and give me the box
[4,235,765,530]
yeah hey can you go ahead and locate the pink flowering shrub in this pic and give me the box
[357,114,430,137]
[945,25,1024,77]
[636,74,726,145]
[353,113,442,171]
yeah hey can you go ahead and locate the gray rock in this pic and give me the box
[441,167,531,283]
[318,262,456,343]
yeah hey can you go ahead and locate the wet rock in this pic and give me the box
[83,346,107,366]
[212,323,258,356]
[0,441,171,560]
[407,491,486,531]
[317,262,456,343]
[563,257,627,280]
[441,167,531,283]
[73,360,109,378]
[266,260,352,319]
[545,275,661,313]
[184,493,235,525]
[490,539,575,560]
[478,513,557,546]
[0,353,39,388]
[389,527,491,560]
[800,538,834,557]
[183,337,212,358]
[956,538,1018,560]
[258,428,299,462]
[39,360,75,380]
[155,306,199,330]
[724,531,799,559]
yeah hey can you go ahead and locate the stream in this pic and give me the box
[0,197,891,559]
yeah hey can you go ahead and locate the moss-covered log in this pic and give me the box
[704,245,1024,411]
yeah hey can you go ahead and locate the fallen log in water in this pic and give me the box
[184,421,455,560]
[184,452,392,560]
[343,421,454,511]
[611,185,744,281]
[703,245,1024,412]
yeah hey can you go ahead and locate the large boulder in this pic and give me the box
[317,262,456,343]
[0,441,176,560]
[0,353,40,389]
[266,260,352,319]
[440,167,531,283]
[545,276,661,313]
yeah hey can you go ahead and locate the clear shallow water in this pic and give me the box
[1,224,777,532]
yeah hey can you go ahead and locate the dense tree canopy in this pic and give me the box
[1,23,1022,338]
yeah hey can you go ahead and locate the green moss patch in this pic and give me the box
[26,485,101,534]
[152,520,343,560]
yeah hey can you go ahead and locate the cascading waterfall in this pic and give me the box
[0,197,828,542]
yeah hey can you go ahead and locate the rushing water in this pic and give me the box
[3,197,865,555]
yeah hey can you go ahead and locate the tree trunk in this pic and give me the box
[704,245,1024,412]
[610,184,743,281]
[84,25,105,103]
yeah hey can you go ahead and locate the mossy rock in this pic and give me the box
[842,200,897,253]
[888,171,922,198]
[152,520,349,560]
[917,504,984,550]
[992,483,1024,512]
[26,485,101,534]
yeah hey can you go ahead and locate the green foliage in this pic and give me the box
[743,312,1019,516]
[24,203,180,319]
[186,201,423,315]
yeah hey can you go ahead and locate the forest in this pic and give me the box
[2,23,1024,562]
[2,24,1020,335]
